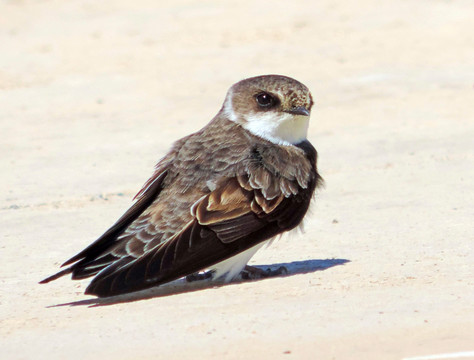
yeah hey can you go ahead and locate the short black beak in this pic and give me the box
[286,106,310,116]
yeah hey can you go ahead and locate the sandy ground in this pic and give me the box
[1,0,473,359]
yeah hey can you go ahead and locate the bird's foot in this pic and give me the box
[241,265,288,280]
[186,271,214,282]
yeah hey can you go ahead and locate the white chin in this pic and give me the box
[240,112,309,146]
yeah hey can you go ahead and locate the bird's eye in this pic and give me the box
[255,92,277,108]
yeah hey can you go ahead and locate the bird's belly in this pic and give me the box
[211,241,269,282]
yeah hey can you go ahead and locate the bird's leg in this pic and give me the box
[241,265,288,280]
[186,271,214,282]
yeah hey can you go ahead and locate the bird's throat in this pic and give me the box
[242,112,310,146]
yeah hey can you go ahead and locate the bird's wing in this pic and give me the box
[41,139,320,298]
[39,153,175,284]
[83,167,316,297]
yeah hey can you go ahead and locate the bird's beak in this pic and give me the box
[285,106,310,116]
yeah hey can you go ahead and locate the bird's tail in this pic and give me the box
[39,268,73,284]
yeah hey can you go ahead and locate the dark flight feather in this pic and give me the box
[84,141,320,297]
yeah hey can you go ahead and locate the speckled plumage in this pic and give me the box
[41,75,322,297]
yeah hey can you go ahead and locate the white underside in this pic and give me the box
[211,241,268,282]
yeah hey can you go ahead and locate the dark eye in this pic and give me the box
[255,92,277,108]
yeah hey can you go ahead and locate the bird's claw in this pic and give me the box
[186,271,213,282]
[241,265,288,280]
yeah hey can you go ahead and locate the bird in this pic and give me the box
[40,75,323,297]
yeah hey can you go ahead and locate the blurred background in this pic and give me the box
[1,0,472,205]
[1,1,472,359]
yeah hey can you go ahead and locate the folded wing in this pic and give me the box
[84,163,316,297]
[41,141,320,298]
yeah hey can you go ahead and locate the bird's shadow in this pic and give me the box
[50,258,349,308]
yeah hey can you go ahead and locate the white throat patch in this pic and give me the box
[241,111,309,146]
[223,90,310,146]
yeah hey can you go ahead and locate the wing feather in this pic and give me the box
[39,168,169,285]
[84,163,317,297]
[41,138,322,297]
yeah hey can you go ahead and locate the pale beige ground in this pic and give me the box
[1,1,473,359]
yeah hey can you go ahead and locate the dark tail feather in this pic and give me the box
[61,171,168,268]
[39,268,73,284]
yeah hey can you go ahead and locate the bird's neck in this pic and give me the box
[241,112,309,146]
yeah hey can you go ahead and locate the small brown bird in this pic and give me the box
[40,75,323,297]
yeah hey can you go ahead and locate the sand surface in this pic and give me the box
[1,1,473,359]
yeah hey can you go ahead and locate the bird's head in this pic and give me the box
[222,75,314,146]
